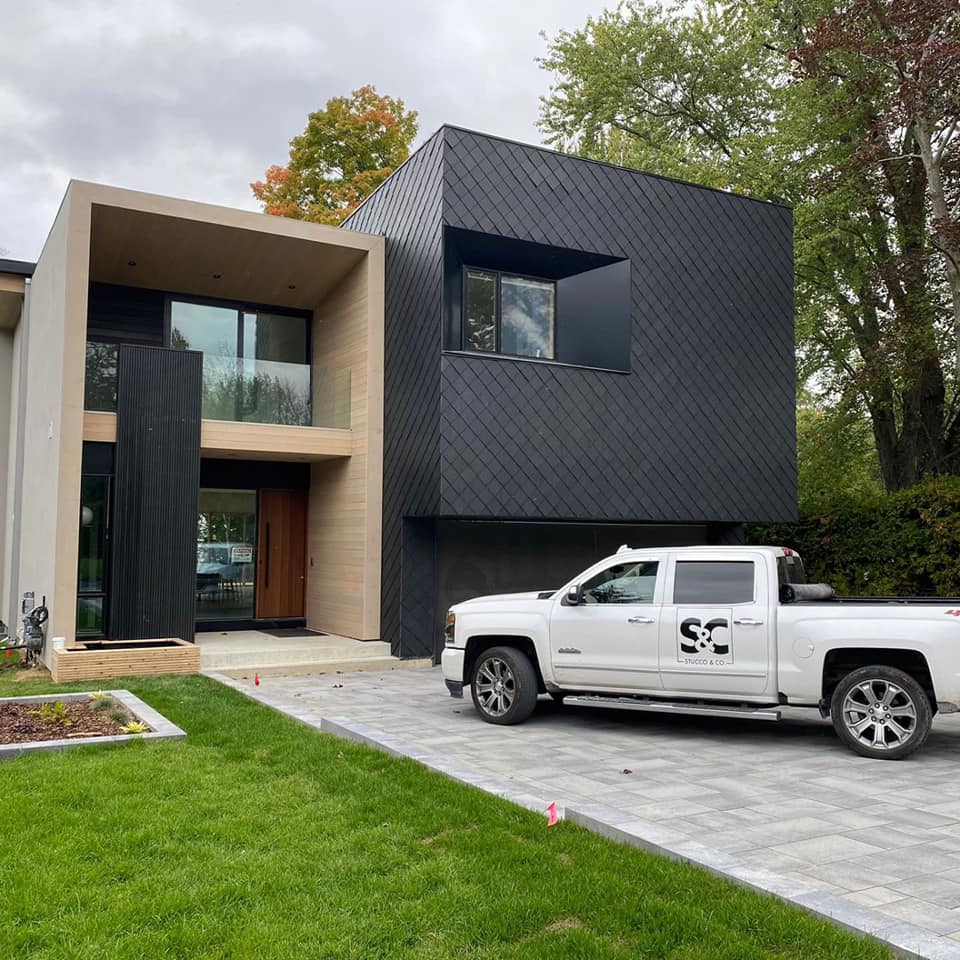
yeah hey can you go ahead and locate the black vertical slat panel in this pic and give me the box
[109,345,202,641]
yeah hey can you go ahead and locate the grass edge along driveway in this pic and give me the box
[0,672,890,960]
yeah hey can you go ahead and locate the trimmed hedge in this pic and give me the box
[747,478,960,597]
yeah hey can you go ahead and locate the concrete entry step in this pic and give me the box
[196,629,432,677]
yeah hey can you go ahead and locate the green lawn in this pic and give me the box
[0,671,890,959]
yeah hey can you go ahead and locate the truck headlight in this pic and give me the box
[444,611,456,646]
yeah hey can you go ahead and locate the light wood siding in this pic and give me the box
[307,249,384,639]
[83,413,353,461]
[51,638,200,682]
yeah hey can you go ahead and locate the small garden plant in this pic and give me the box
[0,692,153,746]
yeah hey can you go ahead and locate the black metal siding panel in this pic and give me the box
[109,346,202,641]
[87,282,166,344]
[434,520,709,660]
[344,130,445,654]
[438,127,796,525]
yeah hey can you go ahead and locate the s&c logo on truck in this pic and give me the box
[679,618,733,664]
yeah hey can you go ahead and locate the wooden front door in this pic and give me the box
[255,489,308,619]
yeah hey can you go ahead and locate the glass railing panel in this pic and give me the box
[312,367,351,429]
[201,356,312,427]
[84,342,351,431]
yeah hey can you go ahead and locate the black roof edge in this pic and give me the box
[438,124,793,212]
[342,124,792,227]
[0,258,35,277]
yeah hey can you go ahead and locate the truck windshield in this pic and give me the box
[777,554,807,586]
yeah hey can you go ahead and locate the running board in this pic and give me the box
[564,695,782,721]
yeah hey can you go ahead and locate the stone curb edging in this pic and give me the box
[0,690,186,759]
[208,672,960,960]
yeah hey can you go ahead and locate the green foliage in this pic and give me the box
[30,701,73,727]
[749,477,960,595]
[0,674,890,960]
[109,706,130,725]
[251,85,418,225]
[797,403,882,512]
[89,691,114,712]
[120,720,149,735]
[0,633,21,668]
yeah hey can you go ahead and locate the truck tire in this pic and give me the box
[470,646,539,725]
[830,665,932,760]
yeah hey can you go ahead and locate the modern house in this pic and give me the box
[0,126,795,675]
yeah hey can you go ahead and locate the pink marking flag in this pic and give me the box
[546,802,559,827]
[254,673,261,686]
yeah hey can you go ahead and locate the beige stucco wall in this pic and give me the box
[306,243,384,640]
[0,325,16,619]
[14,187,90,659]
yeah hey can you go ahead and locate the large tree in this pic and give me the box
[252,85,418,225]
[539,0,960,493]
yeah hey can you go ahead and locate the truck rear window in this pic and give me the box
[673,561,754,604]
[777,555,807,587]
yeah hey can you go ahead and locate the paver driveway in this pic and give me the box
[215,666,960,953]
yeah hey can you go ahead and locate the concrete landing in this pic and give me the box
[196,630,431,677]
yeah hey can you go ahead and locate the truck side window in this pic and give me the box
[674,561,754,604]
[581,561,659,604]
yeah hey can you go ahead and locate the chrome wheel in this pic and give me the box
[474,656,516,718]
[841,678,918,752]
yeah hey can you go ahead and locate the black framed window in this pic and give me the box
[77,475,110,636]
[169,298,311,426]
[463,268,555,360]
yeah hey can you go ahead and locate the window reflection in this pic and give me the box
[196,489,257,621]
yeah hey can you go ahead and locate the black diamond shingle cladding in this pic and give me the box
[346,127,795,657]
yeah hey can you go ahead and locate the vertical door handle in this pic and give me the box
[264,522,271,589]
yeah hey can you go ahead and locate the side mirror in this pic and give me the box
[563,584,582,606]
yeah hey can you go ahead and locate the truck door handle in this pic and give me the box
[627,616,655,624]
[734,618,764,626]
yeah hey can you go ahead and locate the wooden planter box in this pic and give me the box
[51,638,200,683]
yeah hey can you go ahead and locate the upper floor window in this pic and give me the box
[464,268,555,360]
[170,299,311,427]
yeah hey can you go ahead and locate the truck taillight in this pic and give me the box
[444,611,456,645]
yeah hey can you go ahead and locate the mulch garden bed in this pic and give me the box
[0,697,143,744]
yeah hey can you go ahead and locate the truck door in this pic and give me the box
[549,555,665,692]
[658,554,773,697]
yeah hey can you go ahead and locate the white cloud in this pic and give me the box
[0,0,599,259]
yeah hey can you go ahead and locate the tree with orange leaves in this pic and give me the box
[251,85,418,225]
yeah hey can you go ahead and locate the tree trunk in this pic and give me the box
[914,120,960,384]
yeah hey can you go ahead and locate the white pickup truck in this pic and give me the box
[441,545,960,760]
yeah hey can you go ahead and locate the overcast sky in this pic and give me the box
[0,0,603,261]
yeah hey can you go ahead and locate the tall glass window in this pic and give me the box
[463,268,555,360]
[171,300,311,426]
[76,476,110,635]
[465,270,497,352]
[196,489,257,621]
